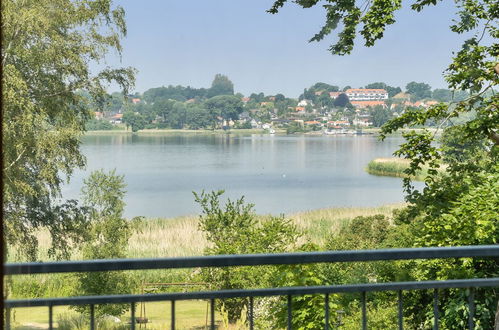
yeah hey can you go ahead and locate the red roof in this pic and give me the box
[351,100,386,108]
[295,106,305,112]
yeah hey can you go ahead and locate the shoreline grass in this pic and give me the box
[366,157,429,181]
[7,204,404,328]
[10,203,404,263]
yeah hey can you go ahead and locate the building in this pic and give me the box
[329,92,342,99]
[94,111,104,119]
[297,99,312,107]
[131,98,141,104]
[351,100,387,108]
[110,113,123,124]
[346,89,388,101]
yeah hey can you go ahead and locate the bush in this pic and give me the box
[85,118,114,131]
[193,190,300,322]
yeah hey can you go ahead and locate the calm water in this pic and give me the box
[62,133,409,218]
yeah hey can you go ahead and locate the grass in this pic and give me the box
[8,204,404,328]
[366,157,434,181]
[10,301,221,329]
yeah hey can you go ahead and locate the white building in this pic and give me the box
[346,89,388,101]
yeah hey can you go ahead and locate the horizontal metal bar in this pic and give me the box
[5,245,499,275]
[5,278,499,308]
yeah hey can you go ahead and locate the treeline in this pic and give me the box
[85,76,472,132]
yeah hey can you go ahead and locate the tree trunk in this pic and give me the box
[495,300,499,330]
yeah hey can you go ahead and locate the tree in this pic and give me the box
[270,0,498,327]
[371,106,391,127]
[204,95,244,128]
[207,74,234,98]
[333,93,349,107]
[405,81,432,101]
[122,111,146,132]
[186,104,211,129]
[2,0,135,259]
[194,190,299,322]
[75,170,132,317]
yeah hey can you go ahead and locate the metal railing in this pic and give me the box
[4,245,499,329]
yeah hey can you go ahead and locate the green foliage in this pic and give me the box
[85,119,114,131]
[2,0,135,258]
[333,93,349,107]
[122,111,146,132]
[75,170,132,317]
[270,243,341,329]
[204,95,244,127]
[405,81,432,101]
[207,74,235,98]
[193,190,299,322]
[370,105,391,127]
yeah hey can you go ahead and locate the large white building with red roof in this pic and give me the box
[345,89,388,101]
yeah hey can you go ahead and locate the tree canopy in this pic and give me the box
[207,74,235,98]
[270,0,498,326]
[2,0,135,258]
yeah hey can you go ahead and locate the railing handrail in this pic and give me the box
[5,245,499,275]
[5,278,499,308]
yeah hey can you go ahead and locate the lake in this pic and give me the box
[62,133,410,218]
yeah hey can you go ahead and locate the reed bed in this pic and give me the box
[366,157,429,181]
[11,204,404,262]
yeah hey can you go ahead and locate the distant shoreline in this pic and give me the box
[84,127,436,136]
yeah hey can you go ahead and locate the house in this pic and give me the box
[241,97,250,103]
[295,106,306,112]
[186,98,196,104]
[110,113,123,124]
[327,120,350,128]
[345,89,388,101]
[304,120,321,126]
[239,111,251,121]
[94,111,104,119]
[329,92,342,99]
[353,117,372,127]
[297,99,312,107]
[351,100,387,108]
[131,98,141,104]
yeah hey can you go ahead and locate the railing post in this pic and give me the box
[48,305,53,330]
[89,304,95,330]
[171,300,175,330]
[433,289,439,330]
[361,291,367,330]
[398,290,403,330]
[249,296,254,330]
[287,295,292,330]
[325,293,330,330]
[468,288,475,330]
[131,302,136,330]
[210,298,215,330]
[5,308,11,330]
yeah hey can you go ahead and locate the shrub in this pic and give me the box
[193,190,300,322]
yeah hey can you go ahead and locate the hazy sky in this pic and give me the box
[103,1,469,97]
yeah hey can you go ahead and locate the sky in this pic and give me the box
[101,0,469,98]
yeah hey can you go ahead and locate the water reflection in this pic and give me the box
[64,133,410,218]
